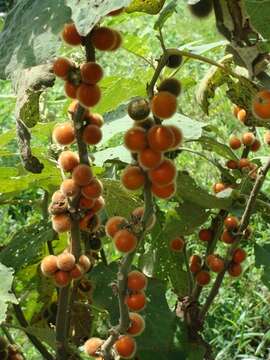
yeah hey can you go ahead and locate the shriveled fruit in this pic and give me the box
[138,148,163,170]
[52,214,71,233]
[77,83,101,108]
[53,57,73,79]
[60,179,80,197]
[127,313,145,336]
[151,181,176,199]
[149,159,176,187]
[84,337,104,356]
[105,216,127,237]
[114,335,137,359]
[158,78,181,97]
[242,132,255,146]
[80,62,103,84]
[232,248,246,263]
[228,263,242,277]
[199,228,213,242]
[83,124,102,145]
[57,253,76,271]
[91,26,117,51]
[151,91,177,119]
[124,127,147,152]
[189,255,202,273]
[147,125,175,152]
[54,270,71,287]
[81,178,103,199]
[229,136,241,150]
[72,164,93,186]
[196,270,211,286]
[252,90,270,120]
[128,98,150,121]
[113,229,137,253]
[53,123,75,145]
[224,216,239,230]
[62,23,82,46]
[170,237,185,252]
[58,151,79,172]
[221,230,235,244]
[125,291,146,312]
[127,271,147,291]
[41,255,58,276]
[121,166,145,190]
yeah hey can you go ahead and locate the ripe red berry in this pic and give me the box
[170,237,185,252]
[199,229,213,242]
[224,216,239,230]
[113,229,137,253]
[228,263,242,277]
[195,270,211,286]
[232,248,246,263]
[114,335,137,359]
[125,291,146,312]
[127,271,147,292]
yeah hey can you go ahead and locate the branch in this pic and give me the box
[55,286,71,360]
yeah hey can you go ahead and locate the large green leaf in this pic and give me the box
[166,114,206,140]
[94,145,132,166]
[0,221,55,272]
[197,136,238,161]
[0,263,17,324]
[245,0,270,41]
[254,243,270,290]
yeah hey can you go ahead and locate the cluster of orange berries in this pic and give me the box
[40,252,91,287]
[121,78,182,199]
[84,270,147,359]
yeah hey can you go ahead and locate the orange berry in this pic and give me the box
[52,214,71,233]
[239,158,250,169]
[242,132,255,146]
[51,190,66,203]
[151,91,177,119]
[195,270,211,286]
[250,139,261,152]
[199,229,213,242]
[72,164,93,186]
[84,338,104,356]
[107,7,124,16]
[92,196,105,213]
[232,248,246,263]
[138,148,163,170]
[221,229,236,244]
[264,130,270,145]
[91,26,117,51]
[127,313,145,336]
[237,109,247,123]
[86,113,104,127]
[189,255,202,273]
[147,125,174,152]
[233,105,241,118]
[121,166,145,190]
[167,125,183,149]
[79,255,91,272]
[226,160,238,170]
[57,253,76,271]
[127,98,150,121]
[229,136,241,150]
[58,151,79,172]
[170,237,185,252]
[64,81,78,99]
[131,206,156,230]
[125,291,146,312]
[105,216,127,237]
[113,229,137,253]
[110,30,122,51]
[80,62,103,84]
[54,270,71,287]
[79,196,95,209]
[82,124,102,145]
[53,123,75,145]
[60,179,80,197]
[114,336,136,359]
[62,23,82,46]
[127,271,147,292]
[77,83,101,108]
[149,159,176,187]
[252,90,270,120]
[81,178,103,199]
[213,183,226,193]
[228,263,242,277]
[53,57,73,79]
[70,264,84,279]
[151,181,176,199]
[41,255,58,277]
[206,255,224,273]
[224,216,239,230]
[124,127,147,152]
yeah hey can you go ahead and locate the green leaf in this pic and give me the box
[94,145,132,166]
[0,0,71,79]
[0,221,55,273]
[197,136,238,161]
[126,0,166,14]
[176,171,232,209]
[254,243,270,290]
[154,0,177,30]
[0,129,16,146]
[0,263,17,324]
[98,115,132,146]
[244,0,270,41]
[166,113,206,140]
[24,326,56,350]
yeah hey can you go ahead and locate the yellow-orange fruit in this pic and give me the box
[70,264,84,279]
[114,336,137,359]
[57,253,76,271]
[221,229,235,244]
[53,57,73,79]
[64,81,78,99]
[131,206,156,230]
[195,270,211,286]
[81,178,103,199]
[105,216,127,237]
[86,113,104,127]
[138,148,163,170]
[213,183,226,193]
[54,270,71,287]
[124,127,147,152]
[77,83,101,108]
[121,166,145,190]
[148,159,176,187]
[252,90,270,120]
[147,125,175,152]
[229,136,241,150]
[62,23,82,46]
[127,313,145,337]
[233,105,241,118]
[170,237,185,252]
[53,123,75,145]
[80,62,103,84]
[242,132,255,146]
[125,291,146,312]
[79,255,91,272]
[92,196,105,213]
[79,196,95,209]
[237,109,247,123]
[151,181,176,199]
[82,124,102,145]
[228,263,242,277]
[60,179,80,197]
[91,26,117,51]
[52,214,71,233]
[127,271,147,291]
[72,164,93,186]
[84,337,104,356]
[113,229,137,253]
[168,125,183,149]
[58,151,79,172]
[41,255,58,276]
[189,255,202,273]
[151,91,177,119]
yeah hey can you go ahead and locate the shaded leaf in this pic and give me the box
[154,0,177,30]
[0,263,17,324]
[197,136,238,161]
[254,243,270,290]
